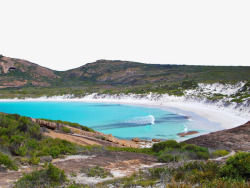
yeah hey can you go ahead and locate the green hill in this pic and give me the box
[0,55,250,97]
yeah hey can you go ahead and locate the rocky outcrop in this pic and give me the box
[184,121,250,151]
[132,138,140,142]
[178,131,199,137]
[30,118,139,148]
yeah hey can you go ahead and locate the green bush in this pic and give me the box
[212,150,229,157]
[29,156,40,165]
[18,146,28,157]
[220,152,250,180]
[50,146,61,158]
[152,141,210,162]
[107,146,154,155]
[0,113,82,165]
[0,152,18,170]
[195,151,209,160]
[158,154,180,163]
[174,161,220,183]
[152,140,180,153]
[15,163,67,187]
[62,126,71,134]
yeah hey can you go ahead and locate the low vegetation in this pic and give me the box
[108,140,215,163]
[0,112,249,187]
[0,151,18,171]
[99,152,250,187]
[81,166,113,179]
[15,163,68,188]
[211,150,229,157]
[0,113,85,168]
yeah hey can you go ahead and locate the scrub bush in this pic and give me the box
[15,163,67,187]
[0,152,18,170]
[212,150,229,157]
[220,152,250,180]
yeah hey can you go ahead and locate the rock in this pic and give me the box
[132,138,140,142]
[178,131,199,137]
[152,138,161,142]
[40,156,53,163]
[106,134,116,142]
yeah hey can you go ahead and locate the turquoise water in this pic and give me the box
[0,102,213,140]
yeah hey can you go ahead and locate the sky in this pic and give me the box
[0,0,250,70]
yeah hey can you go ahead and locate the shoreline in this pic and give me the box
[0,94,248,131]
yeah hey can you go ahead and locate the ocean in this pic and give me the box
[0,101,219,140]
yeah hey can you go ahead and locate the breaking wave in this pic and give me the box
[183,124,188,133]
[125,115,155,125]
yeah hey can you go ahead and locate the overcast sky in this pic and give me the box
[1,0,250,70]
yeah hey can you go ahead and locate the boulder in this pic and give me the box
[152,138,161,142]
[132,138,140,142]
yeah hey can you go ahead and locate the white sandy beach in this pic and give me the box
[0,93,249,131]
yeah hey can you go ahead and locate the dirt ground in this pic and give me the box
[0,150,159,187]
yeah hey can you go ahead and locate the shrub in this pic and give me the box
[0,152,18,171]
[212,150,229,157]
[220,152,250,180]
[174,161,220,183]
[15,163,67,187]
[18,146,28,157]
[158,154,180,163]
[29,156,40,165]
[50,146,61,158]
[62,126,71,134]
[152,140,180,153]
[195,151,209,160]
[17,116,32,132]
[107,146,154,155]
[155,142,210,162]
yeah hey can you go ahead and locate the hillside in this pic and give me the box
[0,113,249,187]
[1,55,250,90]
[185,121,250,152]
[60,59,250,86]
[0,55,59,88]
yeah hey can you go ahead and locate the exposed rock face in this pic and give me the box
[184,121,250,151]
[0,58,15,73]
[30,118,138,148]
